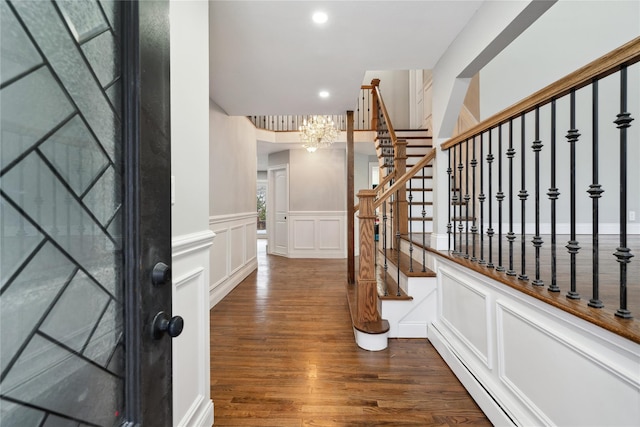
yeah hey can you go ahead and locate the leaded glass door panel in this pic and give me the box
[0,1,173,426]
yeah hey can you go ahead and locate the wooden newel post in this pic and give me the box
[357,189,380,325]
[370,78,380,130]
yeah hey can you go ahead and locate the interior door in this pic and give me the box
[272,167,288,256]
[0,1,175,426]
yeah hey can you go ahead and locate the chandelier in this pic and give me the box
[299,115,339,152]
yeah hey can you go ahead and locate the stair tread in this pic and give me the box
[408,201,433,205]
[376,267,412,300]
[378,248,436,278]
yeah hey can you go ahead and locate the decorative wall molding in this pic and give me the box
[287,211,346,258]
[172,230,214,427]
[429,254,640,427]
[172,229,216,259]
[209,212,258,308]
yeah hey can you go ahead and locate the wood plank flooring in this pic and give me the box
[210,240,490,426]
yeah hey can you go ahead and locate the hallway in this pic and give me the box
[209,241,490,426]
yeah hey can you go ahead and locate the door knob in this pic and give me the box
[152,262,171,286]
[152,311,184,339]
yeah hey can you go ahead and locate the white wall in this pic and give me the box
[170,1,214,426]
[479,0,640,230]
[290,149,346,212]
[364,70,410,129]
[480,1,640,119]
[208,100,258,308]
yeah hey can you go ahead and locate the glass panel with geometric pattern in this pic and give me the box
[0,1,124,425]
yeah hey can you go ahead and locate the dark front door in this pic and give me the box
[0,1,174,426]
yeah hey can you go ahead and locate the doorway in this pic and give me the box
[267,165,288,256]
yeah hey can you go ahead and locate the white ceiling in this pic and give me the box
[209,0,485,116]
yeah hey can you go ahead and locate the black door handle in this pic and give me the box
[152,311,184,339]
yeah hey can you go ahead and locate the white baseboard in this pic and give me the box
[429,323,515,427]
[209,257,257,308]
[430,233,450,250]
[176,394,213,427]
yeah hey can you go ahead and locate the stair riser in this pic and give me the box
[380,277,437,338]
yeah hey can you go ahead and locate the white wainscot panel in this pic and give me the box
[293,219,315,250]
[288,212,346,258]
[209,228,228,288]
[172,230,214,427]
[229,225,244,274]
[245,222,257,261]
[208,213,258,308]
[497,301,640,427]
[318,219,341,250]
[440,269,491,368]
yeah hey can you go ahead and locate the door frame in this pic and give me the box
[267,164,289,256]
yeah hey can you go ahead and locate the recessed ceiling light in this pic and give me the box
[319,90,330,98]
[312,11,328,24]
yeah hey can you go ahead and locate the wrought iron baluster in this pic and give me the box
[566,90,581,300]
[496,124,505,272]
[532,107,543,286]
[518,114,529,281]
[452,146,458,255]
[447,151,453,253]
[464,139,470,259]
[506,120,516,276]
[614,65,634,318]
[458,144,464,254]
[423,165,428,272]
[471,137,478,262]
[548,100,560,292]
[487,129,494,269]
[588,80,604,308]
[408,179,414,272]
[479,133,486,265]
[383,200,388,296]
[396,190,401,296]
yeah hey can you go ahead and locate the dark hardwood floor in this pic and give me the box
[210,240,490,426]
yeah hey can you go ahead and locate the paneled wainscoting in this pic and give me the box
[172,230,215,427]
[428,254,640,426]
[209,212,258,308]
[288,211,346,258]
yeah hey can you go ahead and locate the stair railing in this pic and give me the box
[440,37,640,342]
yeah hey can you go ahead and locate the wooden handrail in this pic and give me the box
[441,36,640,151]
[374,85,399,148]
[374,149,436,210]
[353,171,396,213]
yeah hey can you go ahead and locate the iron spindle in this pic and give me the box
[518,114,529,281]
[614,65,634,319]
[471,137,478,262]
[496,124,505,272]
[506,119,516,276]
[548,100,560,292]
[452,146,458,254]
[383,200,388,296]
[408,179,414,272]
[566,89,581,300]
[423,164,427,272]
[479,133,486,265]
[447,152,452,254]
[458,144,464,254]
[487,129,495,269]
[532,107,544,286]
[396,190,401,297]
[465,139,470,259]
[588,80,604,308]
